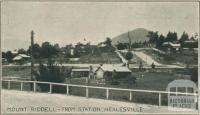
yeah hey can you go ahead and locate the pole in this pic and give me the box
[31,30,34,79]
[30,30,35,90]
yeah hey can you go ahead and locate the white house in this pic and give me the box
[94,65,131,79]
[13,54,30,64]
[162,42,181,53]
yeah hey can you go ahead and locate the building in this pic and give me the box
[182,40,198,48]
[13,54,30,64]
[71,68,90,78]
[162,42,181,53]
[94,65,131,79]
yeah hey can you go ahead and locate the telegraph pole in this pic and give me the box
[128,31,132,51]
[30,30,35,82]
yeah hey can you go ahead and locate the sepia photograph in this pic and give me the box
[1,0,199,114]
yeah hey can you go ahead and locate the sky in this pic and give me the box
[2,1,199,51]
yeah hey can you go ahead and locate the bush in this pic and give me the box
[34,60,71,93]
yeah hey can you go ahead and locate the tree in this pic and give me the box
[5,51,14,62]
[2,52,6,58]
[34,61,71,93]
[125,51,133,68]
[27,43,42,59]
[156,34,165,49]
[151,62,155,69]
[116,43,127,50]
[41,42,58,58]
[190,67,198,83]
[18,48,26,54]
[125,51,133,61]
[147,31,158,43]
[166,31,177,42]
[104,37,112,47]
[179,32,189,45]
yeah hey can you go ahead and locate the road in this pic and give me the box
[115,50,128,64]
[2,90,196,114]
[133,51,162,66]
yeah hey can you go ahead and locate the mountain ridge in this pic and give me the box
[112,28,151,44]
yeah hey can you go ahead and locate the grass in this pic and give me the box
[2,66,192,106]
[33,52,122,64]
[79,52,121,64]
[2,66,32,79]
[142,49,197,65]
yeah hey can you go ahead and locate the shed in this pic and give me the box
[71,68,89,78]
[95,65,131,79]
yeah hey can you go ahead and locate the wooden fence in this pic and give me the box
[2,79,197,106]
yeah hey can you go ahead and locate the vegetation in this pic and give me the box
[33,61,71,93]
[190,67,198,83]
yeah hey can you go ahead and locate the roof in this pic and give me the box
[162,42,180,47]
[13,54,30,61]
[184,40,197,43]
[96,65,131,73]
[72,68,89,72]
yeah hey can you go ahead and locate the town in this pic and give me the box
[1,1,198,114]
[2,28,198,106]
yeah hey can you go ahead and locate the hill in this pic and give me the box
[112,28,150,45]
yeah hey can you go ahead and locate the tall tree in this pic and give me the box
[18,48,26,54]
[179,32,189,45]
[5,51,14,62]
[125,51,133,68]
[41,42,58,58]
[156,34,165,49]
[104,37,112,47]
[166,31,177,42]
[147,31,158,43]
[27,43,42,59]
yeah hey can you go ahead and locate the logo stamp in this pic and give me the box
[166,79,197,111]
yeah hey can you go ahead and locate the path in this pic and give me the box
[133,51,162,66]
[115,50,128,64]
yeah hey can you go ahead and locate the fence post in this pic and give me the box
[33,82,36,92]
[159,93,161,106]
[20,82,23,91]
[129,91,132,101]
[106,88,109,99]
[66,85,69,95]
[8,80,10,89]
[86,87,89,98]
[49,84,52,93]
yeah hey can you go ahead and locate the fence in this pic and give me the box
[2,79,198,106]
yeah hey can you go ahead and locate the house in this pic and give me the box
[162,42,181,53]
[182,40,198,48]
[13,54,30,64]
[71,68,89,78]
[94,65,131,79]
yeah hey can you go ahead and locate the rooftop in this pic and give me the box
[98,65,131,72]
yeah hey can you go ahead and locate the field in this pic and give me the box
[2,66,192,106]
[79,52,121,64]
[32,52,122,64]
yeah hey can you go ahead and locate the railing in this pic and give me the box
[2,79,198,107]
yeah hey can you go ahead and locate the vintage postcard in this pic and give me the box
[1,0,199,114]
